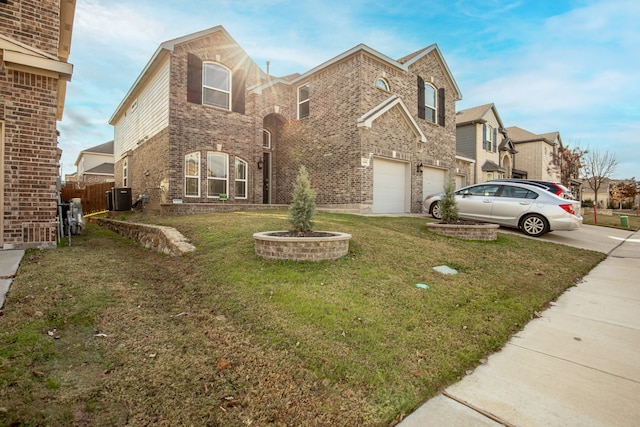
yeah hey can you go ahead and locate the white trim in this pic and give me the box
[185,152,200,197]
[202,62,231,110]
[357,95,427,143]
[234,157,248,199]
[207,152,229,198]
[297,83,310,119]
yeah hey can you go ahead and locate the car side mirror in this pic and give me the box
[461,190,470,197]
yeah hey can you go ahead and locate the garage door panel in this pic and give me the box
[423,167,446,196]
[373,159,406,213]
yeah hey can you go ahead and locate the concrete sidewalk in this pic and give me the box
[0,250,25,310]
[399,230,640,427]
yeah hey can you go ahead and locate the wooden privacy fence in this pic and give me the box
[61,182,114,214]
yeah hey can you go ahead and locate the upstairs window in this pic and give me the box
[423,83,436,122]
[418,76,445,126]
[203,62,230,110]
[376,78,389,91]
[483,124,493,151]
[298,84,310,119]
[207,152,228,198]
[185,152,200,197]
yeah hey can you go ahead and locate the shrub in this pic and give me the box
[440,175,459,222]
[288,165,317,233]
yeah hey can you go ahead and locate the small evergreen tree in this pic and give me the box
[439,175,459,223]
[288,165,316,233]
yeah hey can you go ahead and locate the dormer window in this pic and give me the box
[203,62,230,110]
[375,78,389,91]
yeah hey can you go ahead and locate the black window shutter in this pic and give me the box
[232,69,246,114]
[417,76,426,120]
[187,53,202,104]
[493,128,498,152]
[437,88,445,126]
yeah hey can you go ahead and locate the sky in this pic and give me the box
[58,0,640,180]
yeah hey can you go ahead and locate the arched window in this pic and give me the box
[235,157,248,199]
[185,152,200,197]
[203,62,230,109]
[375,78,389,91]
[207,152,228,197]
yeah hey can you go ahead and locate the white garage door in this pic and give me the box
[422,167,446,197]
[373,158,407,213]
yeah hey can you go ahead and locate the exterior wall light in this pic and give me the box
[257,159,264,169]
[416,162,423,173]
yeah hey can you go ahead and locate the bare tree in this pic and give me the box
[582,149,618,208]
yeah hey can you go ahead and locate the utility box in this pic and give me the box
[620,216,629,228]
[112,188,132,211]
[106,190,113,211]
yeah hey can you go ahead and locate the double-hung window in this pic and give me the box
[298,84,309,119]
[423,83,436,123]
[483,124,493,151]
[207,152,228,197]
[235,158,248,199]
[203,63,230,110]
[185,152,200,197]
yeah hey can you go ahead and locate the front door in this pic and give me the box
[262,152,271,204]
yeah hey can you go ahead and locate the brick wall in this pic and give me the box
[0,0,60,56]
[1,66,59,248]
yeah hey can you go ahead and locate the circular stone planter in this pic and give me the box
[426,222,499,241]
[253,231,352,261]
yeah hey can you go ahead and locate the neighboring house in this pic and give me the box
[506,126,562,182]
[73,140,115,185]
[581,178,611,208]
[0,0,76,249]
[109,26,463,214]
[455,103,516,185]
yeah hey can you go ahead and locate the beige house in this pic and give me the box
[455,103,515,185]
[506,126,562,182]
[109,26,463,214]
[0,0,76,249]
[72,140,115,185]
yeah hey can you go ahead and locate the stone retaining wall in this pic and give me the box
[93,218,195,256]
[426,222,499,241]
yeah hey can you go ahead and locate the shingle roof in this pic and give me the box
[84,140,114,155]
[84,163,114,175]
[455,103,494,125]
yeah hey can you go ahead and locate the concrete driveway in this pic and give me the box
[500,223,635,254]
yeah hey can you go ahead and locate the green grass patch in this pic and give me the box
[0,211,605,426]
[582,210,640,230]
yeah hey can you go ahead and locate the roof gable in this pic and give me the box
[110,26,263,124]
[357,95,427,143]
[456,103,505,128]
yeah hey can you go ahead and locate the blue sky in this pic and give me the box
[59,0,639,180]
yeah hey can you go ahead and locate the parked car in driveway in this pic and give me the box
[488,178,575,199]
[423,181,582,237]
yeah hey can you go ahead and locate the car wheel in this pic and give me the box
[430,202,442,220]
[520,214,549,237]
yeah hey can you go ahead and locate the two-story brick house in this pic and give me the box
[455,103,516,185]
[506,126,562,182]
[109,26,462,214]
[0,0,75,249]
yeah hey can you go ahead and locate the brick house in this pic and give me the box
[505,126,562,182]
[71,140,115,186]
[0,0,76,249]
[109,26,462,214]
[455,103,516,185]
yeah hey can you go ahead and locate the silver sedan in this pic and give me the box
[423,182,583,237]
